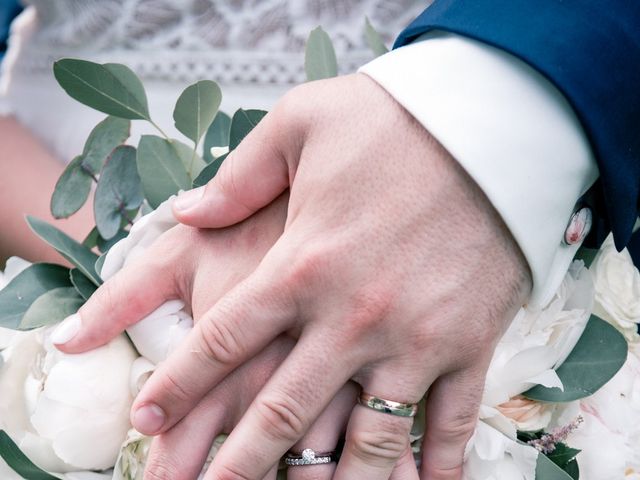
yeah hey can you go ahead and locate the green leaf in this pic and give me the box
[193,153,228,188]
[26,217,101,287]
[0,430,61,480]
[547,443,580,469]
[229,109,267,150]
[172,138,207,180]
[173,80,222,144]
[364,17,389,57]
[565,460,579,480]
[82,227,100,249]
[94,146,143,239]
[95,253,107,278]
[536,453,575,480]
[305,26,338,81]
[69,268,98,300]
[50,155,93,219]
[203,112,231,162]
[524,315,627,402]
[81,116,131,174]
[53,59,150,120]
[137,135,192,208]
[97,228,128,254]
[0,264,71,329]
[20,287,84,330]
[574,247,599,269]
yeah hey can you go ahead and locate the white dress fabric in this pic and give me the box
[0,0,426,162]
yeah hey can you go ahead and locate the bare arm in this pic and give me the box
[0,116,93,266]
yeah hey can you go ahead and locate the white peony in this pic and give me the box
[0,328,137,473]
[463,261,594,479]
[101,197,193,365]
[591,234,640,341]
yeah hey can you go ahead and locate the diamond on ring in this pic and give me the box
[284,449,336,466]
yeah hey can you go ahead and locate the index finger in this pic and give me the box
[130,271,295,436]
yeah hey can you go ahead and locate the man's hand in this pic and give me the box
[57,74,531,479]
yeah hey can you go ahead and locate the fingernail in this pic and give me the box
[51,313,82,345]
[174,186,205,212]
[132,403,166,434]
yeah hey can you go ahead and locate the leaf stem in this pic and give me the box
[150,120,171,140]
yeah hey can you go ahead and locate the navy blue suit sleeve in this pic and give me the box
[0,0,22,61]
[395,1,640,253]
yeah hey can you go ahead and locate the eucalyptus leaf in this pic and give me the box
[229,109,267,150]
[364,17,389,57]
[536,452,575,480]
[69,268,98,300]
[82,227,100,249]
[97,228,128,253]
[0,264,70,330]
[574,247,599,269]
[26,216,101,286]
[94,146,143,239]
[0,430,61,480]
[95,253,107,278]
[50,155,93,219]
[173,80,222,144]
[305,26,338,81]
[172,138,207,180]
[53,59,150,120]
[193,153,228,188]
[20,287,84,330]
[137,135,191,208]
[81,116,131,174]
[524,315,627,402]
[565,460,579,480]
[203,112,231,162]
[547,443,580,469]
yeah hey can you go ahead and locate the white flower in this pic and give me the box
[483,261,593,409]
[591,234,640,341]
[562,344,640,479]
[210,146,230,159]
[101,197,193,365]
[0,328,137,473]
[0,257,34,349]
[496,396,554,432]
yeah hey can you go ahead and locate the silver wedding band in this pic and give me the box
[358,392,419,417]
[284,448,336,466]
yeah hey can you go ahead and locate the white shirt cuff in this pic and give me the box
[359,31,598,308]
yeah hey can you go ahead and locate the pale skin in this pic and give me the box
[56,74,532,479]
[0,116,93,265]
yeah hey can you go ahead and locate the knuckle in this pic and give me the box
[196,315,246,366]
[254,393,307,443]
[349,426,409,463]
[429,415,477,446]
[425,465,463,480]
[144,455,183,480]
[214,464,254,480]
[156,369,193,403]
[285,243,333,289]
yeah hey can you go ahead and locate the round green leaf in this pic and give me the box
[94,145,143,239]
[26,216,101,286]
[203,112,231,162]
[536,451,575,480]
[53,59,150,120]
[173,80,222,144]
[172,138,206,179]
[524,315,628,402]
[81,116,131,173]
[50,155,93,219]
[20,287,84,330]
[0,264,71,330]
[305,26,338,81]
[229,109,267,150]
[137,135,191,208]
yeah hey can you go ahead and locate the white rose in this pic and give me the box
[0,328,137,473]
[101,197,193,365]
[591,234,640,341]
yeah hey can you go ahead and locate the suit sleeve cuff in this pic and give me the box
[359,31,599,308]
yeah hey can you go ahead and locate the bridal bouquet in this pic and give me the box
[0,24,638,480]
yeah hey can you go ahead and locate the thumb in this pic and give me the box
[173,113,292,228]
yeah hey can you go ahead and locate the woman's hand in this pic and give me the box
[55,74,531,479]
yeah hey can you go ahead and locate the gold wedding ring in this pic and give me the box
[358,392,419,417]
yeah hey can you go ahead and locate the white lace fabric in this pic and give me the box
[10,0,424,85]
